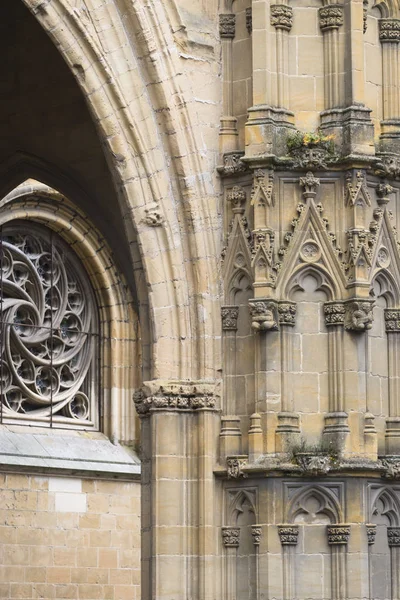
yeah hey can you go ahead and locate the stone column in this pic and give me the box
[319,4,344,110]
[270,4,293,109]
[251,525,262,600]
[278,525,299,600]
[135,381,220,600]
[327,525,351,600]
[366,524,376,600]
[222,527,240,600]
[387,527,400,599]
[221,305,239,416]
[220,13,238,153]
[385,309,400,453]
[379,19,400,152]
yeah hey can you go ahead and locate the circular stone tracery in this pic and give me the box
[0,222,96,423]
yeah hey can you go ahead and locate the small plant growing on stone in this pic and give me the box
[287,129,335,153]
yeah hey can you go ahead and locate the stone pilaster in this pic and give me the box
[379,19,400,152]
[219,14,238,153]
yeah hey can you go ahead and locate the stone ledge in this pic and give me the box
[0,427,140,480]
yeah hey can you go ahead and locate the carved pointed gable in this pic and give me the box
[222,214,253,299]
[371,210,400,288]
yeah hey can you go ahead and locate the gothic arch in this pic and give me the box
[21,0,221,382]
[286,264,338,302]
[228,489,257,525]
[0,178,139,444]
[371,270,400,307]
[287,485,342,524]
[371,488,400,526]
[374,0,400,18]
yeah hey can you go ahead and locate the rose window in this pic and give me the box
[0,222,97,426]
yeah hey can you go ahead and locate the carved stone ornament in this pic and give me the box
[296,453,331,475]
[363,0,368,34]
[381,457,400,479]
[219,13,236,39]
[300,240,322,263]
[379,19,400,43]
[143,205,164,227]
[376,182,395,205]
[227,186,246,214]
[246,7,252,34]
[133,381,219,415]
[388,527,400,547]
[227,456,248,479]
[366,524,377,545]
[299,172,320,200]
[251,525,262,546]
[222,527,240,548]
[251,169,274,207]
[375,153,400,178]
[376,246,391,269]
[221,306,239,331]
[327,525,351,545]
[220,153,247,175]
[270,5,293,31]
[278,302,297,326]
[344,300,374,332]
[346,170,371,207]
[291,146,332,169]
[319,5,344,31]
[278,525,299,546]
[385,309,400,332]
[324,302,346,327]
[249,299,279,331]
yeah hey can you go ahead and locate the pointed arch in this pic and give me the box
[286,264,338,301]
[374,0,400,18]
[371,488,400,526]
[228,489,257,525]
[371,270,400,307]
[287,485,342,524]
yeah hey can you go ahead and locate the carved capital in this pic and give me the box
[221,306,239,331]
[251,525,262,546]
[278,302,297,326]
[366,524,377,545]
[271,5,293,31]
[376,182,395,205]
[246,7,252,34]
[222,526,240,548]
[219,13,236,38]
[327,524,351,545]
[319,5,344,31]
[227,185,246,214]
[299,172,320,200]
[379,19,400,43]
[324,301,346,326]
[388,527,400,546]
[344,300,374,332]
[227,456,248,479]
[133,380,219,415]
[385,309,400,332]
[381,457,400,479]
[278,525,299,546]
[249,299,279,332]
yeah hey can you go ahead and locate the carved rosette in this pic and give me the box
[249,299,279,331]
[344,300,374,332]
[319,6,344,32]
[278,302,297,327]
[327,525,351,545]
[133,381,219,415]
[227,186,246,214]
[219,14,236,39]
[387,527,400,546]
[227,456,248,479]
[278,525,299,546]
[271,5,293,31]
[324,302,346,326]
[246,7,252,34]
[221,306,239,331]
[222,527,240,548]
[379,19,400,43]
[385,309,400,332]
[366,524,377,545]
[251,525,262,546]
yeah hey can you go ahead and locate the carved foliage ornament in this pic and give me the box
[251,525,262,546]
[222,527,240,548]
[246,7,252,34]
[364,0,368,34]
[0,223,95,423]
[299,172,320,200]
[278,525,299,546]
[379,19,400,43]
[219,14,236,39]
[327,525,351,545]
[227,186,246,213]
[270,5,293,31]
[324,302,346,326]
[227,456,248,479]
[387,527,400,546]
[385,309,400,332]
[319,6,344,31]
[366,524,377,545]
[221,306,239,331]
[133,381,218,415]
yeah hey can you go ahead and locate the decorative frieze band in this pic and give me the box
[219,14,236,39]
[251,525,262,546]
[366,524,377,545]
[249,299,297,331]
[385,309,400,332]
[221,306,239,331]
[278,525,299,546]
[319,5,344,31]
[327,524,351,545]
[222,526,240,548]
[379,19,400,43]
[271,5,293,31]
[388,527,400,546]
[133,381,219,415]
[324,300,374,331]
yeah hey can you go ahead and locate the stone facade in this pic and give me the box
[1,0,400,599]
